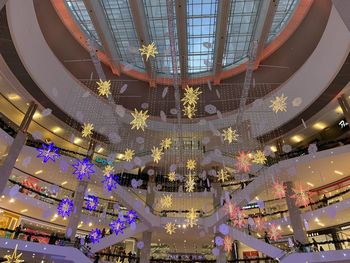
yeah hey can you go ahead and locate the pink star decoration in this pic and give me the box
[268,223,282,241]
[272,180,286,199]
[291,184,314,207]
[235,151,252,173]
[253,217,266,232]
[223,235,233,253]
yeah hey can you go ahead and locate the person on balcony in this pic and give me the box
[13,224,22,239]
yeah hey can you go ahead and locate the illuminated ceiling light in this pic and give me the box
[317,222,325,227]
[313,122,326,130]
[8,93,21,101]
[334,170,343,175]
[1,195,4,198]
[306,182,314,187]
[21,209,28,213]
[35,170,43,175]
[88,222,92,227]
[33,112,41,119]
[116,153,124,160]
[291,135,303,143]
[54,214,58,218]
[335,106,343,114]
[52,127,62,133]
[314,217,319,222]
[97,147,104,153]
[270,145,277,152]
[9,198,15,203]
[61,181,67,186]
[74,137,82,144]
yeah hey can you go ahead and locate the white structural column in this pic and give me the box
[285,181,308,244]
[0,102,37,194]
[139,231,152,263]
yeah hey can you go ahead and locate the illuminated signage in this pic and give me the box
[338,119,349,129]
[95,156,113,166]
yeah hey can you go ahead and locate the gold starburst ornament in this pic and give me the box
[186,208,198,228]
[164,222,177,235]
[130,109,149,131]
[222,127,239,144]
[160,194,173,209]
[218,168,230,183]
[139,42,158,61]
[181,86,202,106]
[252,150,267,164]
[81,123,94,138]
[182,104,197,119]
[123,148,135,162]
[151,146,163,163]
[168,171,176,182]
[96,79,111,98]
[270,93,288,113]
[4,244,24,263]
[160,138,172,150]
[185,174,196,193]
[103,165,114,176]
[186,159,196,171]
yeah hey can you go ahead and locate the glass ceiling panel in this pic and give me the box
[187,0,218,74]
[222,0,260,68]
[143,0,180,74]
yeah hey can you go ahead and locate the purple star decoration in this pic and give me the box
[89,228,101,244]
[126,210,138,224]
[36,142,60,163]
[109,218,126,235]
[85,195,99,211]
[57,198,73,217]
[102,174,119,192]
[72,158,95,181]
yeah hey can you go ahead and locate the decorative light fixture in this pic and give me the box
[57,198,73,217]
[36,142,60,163]
[72,158,95,181]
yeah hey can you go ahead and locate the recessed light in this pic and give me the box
[33,112,41,119]
[307,182,314,187]
[35,170,43,175]
[21,209,28,213]
[8,93,21,101]
[52,127,62,133]
[313,122,326,130]
[9,198,15,203]
[74,137,82,144]
[291,135,303,143]
[270,146,277,152]
[335,106,343,114]
[61,181,67,186]
[334,170,343,175]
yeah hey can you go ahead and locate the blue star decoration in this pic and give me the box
[72,157,95,181]
[102,174,119,192]
[85,195,99,211]
[89,228,102,244]
[36,142,60,163]
[57,198,73,217]
[125,210,138,224]
[109,218,126,235]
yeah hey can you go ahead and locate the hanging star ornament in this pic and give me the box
[164,222,177,235]
[185,174,196,193]
[96,79,111,98]
[181,85,202,119]
[252,150,267,165]
[235,151,252,173]
[123,148,135,162]
[268,224,282,241]
[218,168,230,183]
[186,159,196,171]
[168,171,176,182]
[151,146,163,163]
[89,228,102,244]
[36,142,60,163]
[126,210,138,224]
[130,109,149,131]
[4,244,24,263]
[254,217,266,232]
[160,138,172,150]
[222,127,239,144]
[186,208,198,228]
[72,157,95,181]
[86,195,99,211]
[272,180,286,199]
[103,165,114,177]
[270,93,288,113]
[116,258,123,263]
[231,207,246,228]
[182,104,197,119]
[81,122,94,137]
[160,194,173,209]
[57,198,73,217]
[139,42,158,61]
[110,218,126,235]
[223,235,233,253]
[102,174,119,192]
[291,184,314,207]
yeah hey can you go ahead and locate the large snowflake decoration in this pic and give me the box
[160,138,172,150]
[182,104,197,119]
[168,171,176,182]
[96,79,111,98]
[223,235,233,253]
[110,218,127,235]
[231,207,246,228]
[252,150,267,165]
[103,165,114,177]
[72,158,95,181]
[160,194,173,209]
[102,174,119,192]
[272,181,286,199]
[139,42,158,61]
[291,184,313,207]
[235,151,252,173]
[164,222,177,235]
[218,169,230,183]
[123,148,135,162]
[81,122,94,138]
[89,228,102,244]
[181,86,202,106]
[222,127,239,144]
[36,142,60,163]
[268,224,282,241]
[130,109,149,131]
[4,244,24,263]
[224,201,238,218]
[85,195,99,211]
[186,159,196,171]
[186,208,198,228]
[151,146,163,164]
[57,198,73,217]
[185,174,196,193]
[253,217,266,232]
[269,93,287,113]
[126,210,138,224]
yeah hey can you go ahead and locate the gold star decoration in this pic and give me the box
[269,93,288,113]
[182,104,197,119]
[116,258,123,263]
[252,150,267,164]
[185,174,196,193]
[164,222,177,235]
[123,148,135,162]
[186,208,198,228]
[186,159,196,171]
[218,168,230,183]
[222,127,239,144]
[168,171,176,182]
[81,123,94,138]
[181,86,202,119]
[139,42,158,61]
[4,244,24,263]
[96,79,111,98]
[160,194,173,209]
[151,146,163,164]
[130,109,149,131]
[103,165,114,176]
[160,138,172,150]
